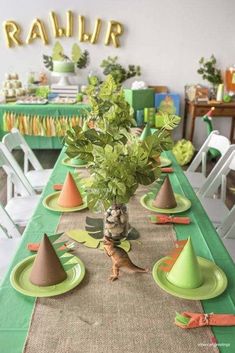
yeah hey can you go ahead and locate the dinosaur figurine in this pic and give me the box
[103,236,149,281]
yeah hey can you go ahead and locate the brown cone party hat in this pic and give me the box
[153,176,177,209]
[57,172,83,208]
[29,234,67,286]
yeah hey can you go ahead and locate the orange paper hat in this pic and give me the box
[153,176,177,209]
[29,234,67,286]
[57,172,83,208]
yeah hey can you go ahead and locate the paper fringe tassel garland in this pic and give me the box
[3,112,83,137]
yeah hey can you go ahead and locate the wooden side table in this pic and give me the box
[183,101,235,143]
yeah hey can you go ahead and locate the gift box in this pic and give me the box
[136,110,144,127]
[155,93,180,115]
[124,88,155,110]
[144,108,156,126]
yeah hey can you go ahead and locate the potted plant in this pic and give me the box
[100,56,141,84]
[197,55,222,99]
[65,75,180,240]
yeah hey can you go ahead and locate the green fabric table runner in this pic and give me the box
[0,151,234,353]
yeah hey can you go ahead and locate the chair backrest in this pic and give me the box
[187,131,231,176]
[0,142,35,202]
[3,128,43,174]
[198,149,235,202]
[0,203,21,238]
[197,145,235,197]
[217,205,235,239]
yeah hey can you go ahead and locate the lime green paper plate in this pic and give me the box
[43,191,87,212]
[140,193,191,214]
[152,256,227,300]
[160,157,172,167]
[10,255,85,297]
[62,157,88,168]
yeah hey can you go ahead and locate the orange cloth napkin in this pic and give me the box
[161,167,174,173]
[149,215,191,224]
[175,312,235,329]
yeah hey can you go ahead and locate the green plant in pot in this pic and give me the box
[197,55,222,99]
[100,56,141,84]
[65,75,180,241]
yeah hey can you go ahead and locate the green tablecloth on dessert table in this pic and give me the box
[0,151,234,353]
[0,103,89,149]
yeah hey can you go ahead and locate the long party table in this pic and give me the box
[0,103,89,149]
[0,151,234,353]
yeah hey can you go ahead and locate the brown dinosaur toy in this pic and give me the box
[103,236,149,281]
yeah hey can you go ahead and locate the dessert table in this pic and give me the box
[0,150,234,353]
[0,103,89,149]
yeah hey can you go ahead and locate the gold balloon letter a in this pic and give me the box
[105,21,124,48]
[26,19,49,45]
[3,21,23,48]
[49,10,73,38]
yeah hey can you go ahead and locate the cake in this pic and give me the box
[53,60,75,74]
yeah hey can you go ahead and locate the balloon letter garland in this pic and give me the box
[2,12,124,48]
[3,21,23,47]
[26,19,49,45]
[105,20,124,48]
[49,11,73,38]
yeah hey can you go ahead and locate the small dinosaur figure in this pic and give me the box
[103,236,149,281]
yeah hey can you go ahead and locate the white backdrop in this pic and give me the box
[0,0,234,146]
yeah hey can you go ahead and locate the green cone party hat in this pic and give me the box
[167,237,203,289]
[139,122,152,141]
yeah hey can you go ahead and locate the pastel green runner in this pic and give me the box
[0,151,234,353]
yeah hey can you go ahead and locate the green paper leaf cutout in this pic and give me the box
[66,229,131,251]
[43,55,53,71]
[52,41,64,61]
[60,255,75,265]
[56,249,68,258]
[77,50,89,69]
[64,263,78,272]
[71,43,81,63]
[53,241,66,250]
[127,227,140,240]
[99,239,131,252]
[85,217,104,239]
[66,229,100,248]
[48,232,64,244]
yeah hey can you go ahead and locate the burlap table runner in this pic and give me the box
[23,185,218,353]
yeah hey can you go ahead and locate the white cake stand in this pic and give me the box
[52,72,76,86]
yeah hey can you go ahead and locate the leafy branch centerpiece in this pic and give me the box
[65,75,180,241]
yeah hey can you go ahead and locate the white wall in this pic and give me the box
[0,0,234,146]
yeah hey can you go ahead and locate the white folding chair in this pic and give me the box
[216,205,235,261]
[198,150,235,227]
[2,128,53,192]
[185,131,230,191]
[0,204,21,280]
[0,142,40,227]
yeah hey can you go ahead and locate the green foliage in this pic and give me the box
[52,41,64,61]
[35,86,50,99]
[100,56,141,84]
[197,55,222,86]
[77,50,89,69]
[71,43,81,63]
[65,76,180,211]
[43,55,53,71]
[85,75,136,130]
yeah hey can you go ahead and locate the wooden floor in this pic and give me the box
[0,150,234,208]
